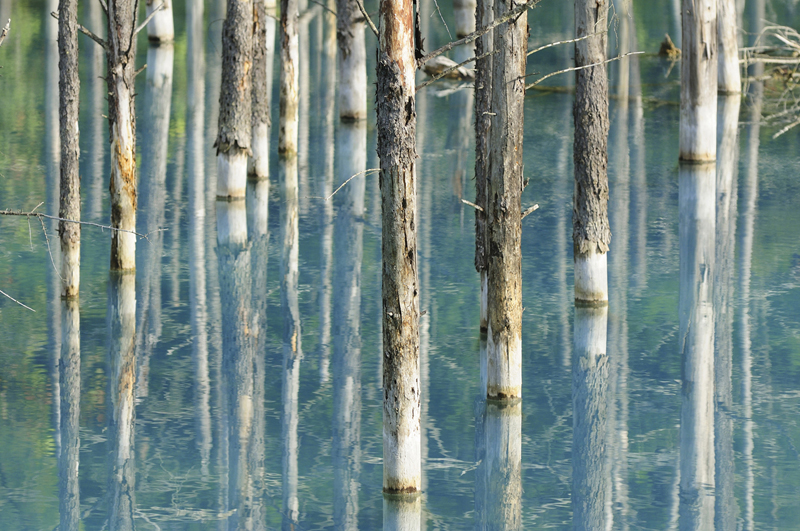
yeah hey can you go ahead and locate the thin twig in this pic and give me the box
[0,208,163,240]
[0,289,34,312]
[356,0,378,37]
[134,63,148,77]
[311,0,337,16]
[39,216,63,281]
[527,30,602,57]
[416,50,495,92]
[772,116,800,138]
[525,51,643,90]
[460,199,484,212]
[521,204,539,219]
[98,0,108,15]
[417,0,541,68]
[133,1,165,37]
[50,12,108,49]
[0,19,9,48]
[325,169,380,201]
[431,0,452,41]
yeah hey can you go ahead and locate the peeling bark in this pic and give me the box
[58,0,80,297]
[378,0,420,493]
[485,0,526,400]
[216,0,254,198]
[573,0,610,303]
[108,0,139,271]
[680,0,717,160]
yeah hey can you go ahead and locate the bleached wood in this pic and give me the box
[383,494,422,531]
[680,0,718,160]
[574,249,608,303]
[145,0,174,42]
[485,401,522,529]
[217,150,249,199]
[337,0,367,119]
[717,0,740,93]
[280,0,300,154]
[58,299,80,531]
[678,161,716,530]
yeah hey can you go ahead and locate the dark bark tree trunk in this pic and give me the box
[573,0,610,303]
[107,0,138,271]
[680,0,717,160]
[216,0,253,198]
[279,0,300,154]
[474,0,492,334]
[377,0,420,494]
[58,0,80,297]
[485,0,526,400]
[250,0,271,178]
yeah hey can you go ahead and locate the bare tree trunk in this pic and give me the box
[280,0,300,155]
[678,162,716,531]
[717,0,739,93]
[250,0,271,178]
[573,0,610,304]
[336,0,367,119]
[680,0,717,160]
[107,272,137,531]
[86,0,106,221]
[58,299,80,531]
[485,0,526,400]
[216,0,253,198]
[146,0,174,43]
[108,0,138,271]
[485,401,522,529]
[377,0,420,494]
[572,305,610,531]
[58,0,80,297]
[474,0,492,334]
[383,496,422,531]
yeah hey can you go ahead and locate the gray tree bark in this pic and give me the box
[485,0,526,400]
[474,0,492,334]
[377,0,420,494]
[279,0,300,154]
[216,0,253,198]
[573,0,610,304]
[107,0,138,271]
[58,0,80,297]
[58,299,80,531]
[250,0,271,178]
[680,0,717,160]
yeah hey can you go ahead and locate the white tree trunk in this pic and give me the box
[678,161,716,531]
[680,0,718,160]
[280,0,300,155]
[146,0,174,43]
[383,495,421,531]
[485,401,522,529]
[717,0,740,93]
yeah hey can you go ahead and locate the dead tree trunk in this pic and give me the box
[250,0,271,178]
[145,0,174,43]
[58,0,80,297]
[216,0,253,198]
[474,0,493,334]
[485,0,526,400]
[108,0,138,271]
[680,0,717,160]
[279,0,300,155]
[336,0,367,119]
[377,0,420,494]
[717,0,739,93]
[573,0,610,304]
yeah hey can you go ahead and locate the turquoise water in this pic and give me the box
[1,0,800,529]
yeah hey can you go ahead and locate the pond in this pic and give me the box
[1,0,799,529]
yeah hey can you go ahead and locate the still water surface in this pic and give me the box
[1,0,800,529]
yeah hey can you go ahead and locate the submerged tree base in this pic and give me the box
[574,250,608,304]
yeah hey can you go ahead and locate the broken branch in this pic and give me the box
[0,19,9,48]
[521,204,539,219]
[133,2,165,37]
[50,12,108,49]
[355,0,378,38]
[525,51,644,90]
